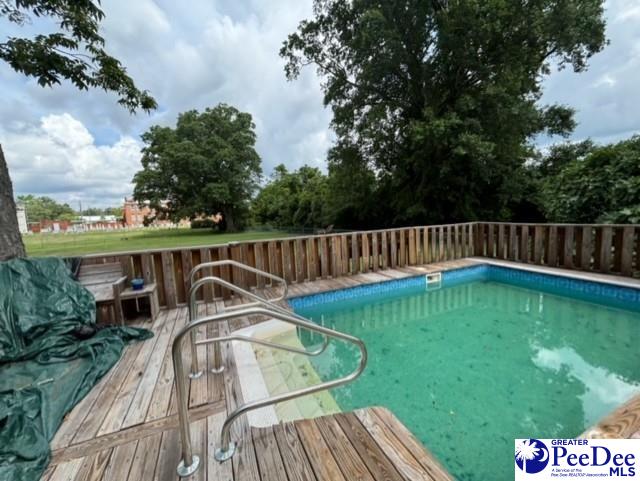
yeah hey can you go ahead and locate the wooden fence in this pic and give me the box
[82,222,639,309]
[474,222,640,278]
[82,223,475,308]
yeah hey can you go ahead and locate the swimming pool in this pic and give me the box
[289,265,640,481]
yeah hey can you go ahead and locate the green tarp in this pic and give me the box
[0,257,152,481]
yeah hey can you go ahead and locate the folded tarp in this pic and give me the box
[0,257,152,481]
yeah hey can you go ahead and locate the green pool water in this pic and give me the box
[295,279,640,481]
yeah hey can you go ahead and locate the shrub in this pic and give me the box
[190,219,217,229]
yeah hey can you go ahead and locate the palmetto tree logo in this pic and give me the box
[515,439,550,474]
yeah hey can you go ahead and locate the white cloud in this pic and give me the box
[540,0,640,146]
[2,114,142,207]
[0,0,333,207]
[41,114,94,149]
[593,73,617,88]
[613,1,640,23]
[2,0,639,208]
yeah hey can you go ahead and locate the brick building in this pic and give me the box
[123,198,152,227]
[123,198,189,228]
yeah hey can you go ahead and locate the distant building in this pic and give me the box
[29,220,72,233]
[80,215,118,223]
[123,198,152,227]
[16,203,28,234]
[123,198,190,228]
[77,215,123,231]
[27,215,124,233]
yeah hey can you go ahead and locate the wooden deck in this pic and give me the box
[581,393,640,440]
[42,261,469,481]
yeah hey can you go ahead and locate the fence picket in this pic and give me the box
[81,223,638,308]
[599,227,613,273]
[361,233,370,273]
[389,230,397,268]
[160,251,177,309]
[351,233,360,274]
[620,227,635,276]
[381,231,389,269]
[580,227,593,271]
[295,239,305,283]
[254,243,266,288]
[371,232,379,271]
[306,238,317,281]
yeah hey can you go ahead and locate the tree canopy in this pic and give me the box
[539,136,640,224]
[17,195,75,223]
[0,0,156,112]
[1,0,156,260]
[253,164,330,228]
[81,206,123,218]
[281,0,607,226]
[133,104,262,231]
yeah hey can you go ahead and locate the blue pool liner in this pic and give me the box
[288,264,640,312]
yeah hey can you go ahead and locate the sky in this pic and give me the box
[1,0,639,209]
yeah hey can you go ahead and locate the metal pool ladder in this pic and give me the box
[172,261,368,477]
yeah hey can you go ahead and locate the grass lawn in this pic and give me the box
[23,228,291,257]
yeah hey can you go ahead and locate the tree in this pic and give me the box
[540,136,640,223]
[18,195,76,222]
[80,206,123,218]
[512,140,596,222]
[536,140,595,178]
[81,207,102,216]
[133,104,262,232]
[0,146,24,260]
[253,164,330,228]
[281,0,606,226]
[0,0,156,261]
[326,142,381,229]
[104,206,124,219]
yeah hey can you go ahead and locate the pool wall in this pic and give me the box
[288,264,640,312]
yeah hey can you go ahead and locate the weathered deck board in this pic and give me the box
[252,426,289,481]
[273,423,316,481]
[68,336,147,444]
[581,393,640,440]
[101,440,137,481]
[146,308,189,422]
[126,433,161,481]
[95,311,170,436]
[295,418,345,481]
[314,415,375,481]
[44,261,485,481]
[335,412,404,481]
[372,407,453,481]
[51,401,225,464]
[356,409,432,481]
[122,308,181,428]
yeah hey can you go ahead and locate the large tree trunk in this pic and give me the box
[0,144,26,261]
[221,207,237,232]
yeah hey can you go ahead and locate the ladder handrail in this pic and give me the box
[185,258,286,377]
[172,306,368,475]
[186,275,328,376]
[189,260,288,302]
